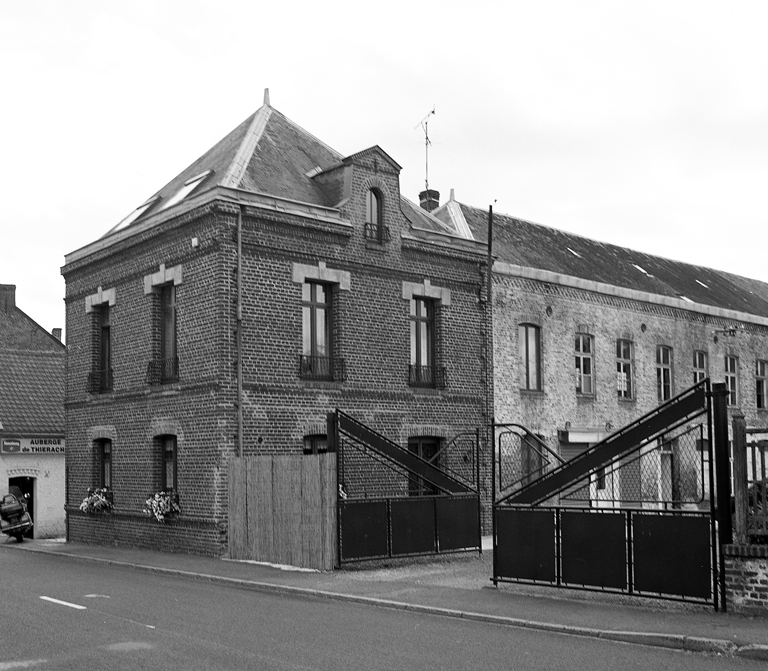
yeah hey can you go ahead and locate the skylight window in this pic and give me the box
[108,197,159,235]
[566,247,582,258]
[632,263,650,275]
[160,171,211,211]
[696,279,710,289]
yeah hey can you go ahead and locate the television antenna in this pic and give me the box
[416,106,436,191]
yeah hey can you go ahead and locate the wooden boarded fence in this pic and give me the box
[228,454,337,570]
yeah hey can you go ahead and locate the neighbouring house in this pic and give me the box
[0,284,66,538]
[61,91,492,556]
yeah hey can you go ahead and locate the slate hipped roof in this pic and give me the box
[105,89,451,239]
[433,200,768,320]
[0,350,64,435]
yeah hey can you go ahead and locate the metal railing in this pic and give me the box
[408,364,447,388]
[87,368,113,393]
[299,355,347,381]
[364,223,391,243]
[740,427,768,539]
[146,357,179,384]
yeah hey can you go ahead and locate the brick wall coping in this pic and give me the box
[64,186,350,266]
[723,543,768,558]
[403,228,487,255]
[494,262,768,328]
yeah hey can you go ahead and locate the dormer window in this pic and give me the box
[366,189,382,226]
[364,188,390,243]
[161,170,211,211]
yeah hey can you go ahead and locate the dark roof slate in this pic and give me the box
[0,349,64,435]
[460,203,768,319]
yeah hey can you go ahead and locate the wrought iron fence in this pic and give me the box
[364,222,391,243]
[87,368,113,393]
[408,364,447,388]
[146,357,179,385]
[299,355,347,382]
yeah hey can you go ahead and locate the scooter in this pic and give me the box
[0,493,33,542]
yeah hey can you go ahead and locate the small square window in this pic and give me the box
[303,435,329,455]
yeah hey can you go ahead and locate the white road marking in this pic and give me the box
[0,661,48,669]
[39,596,86,610]
[83,594,110,598]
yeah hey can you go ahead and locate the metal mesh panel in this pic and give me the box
[337,431,478,500]
[560,423,709,508]
[496,425,563,495]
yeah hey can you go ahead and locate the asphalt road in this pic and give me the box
[0,546,763,670]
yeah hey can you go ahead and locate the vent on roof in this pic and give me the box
[678,295,694,303]
[632,263,650,276]
[160,170,212,211]
[566,247,582,258]
[696,279,710,289]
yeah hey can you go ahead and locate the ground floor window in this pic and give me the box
[303,434,329,455]
[408,436,440,496]
[160,436,177,491]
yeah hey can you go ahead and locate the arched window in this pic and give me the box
[366,189,382,226]
[364,189,390,243]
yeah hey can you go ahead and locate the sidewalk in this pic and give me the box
[12,537,768,661]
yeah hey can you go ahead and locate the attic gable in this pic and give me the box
[342,146,402,174]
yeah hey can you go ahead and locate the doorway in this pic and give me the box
[8,477,34,538]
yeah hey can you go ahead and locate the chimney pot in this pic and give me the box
[419,189,440,212]
[0,284,16,313]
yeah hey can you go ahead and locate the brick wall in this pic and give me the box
[723,544,768,615]
[62,153,492,555]
[493,272,768,451]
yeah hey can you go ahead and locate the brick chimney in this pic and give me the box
[52,328,62,341]
[0,284,16,313]
[419,189,440,212]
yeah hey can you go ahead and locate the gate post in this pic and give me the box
[711,382,730,612]
[731,413,748,546]
[712,383,732,545]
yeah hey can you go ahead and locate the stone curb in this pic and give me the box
[18,546,750,658]
[735,644,768,661]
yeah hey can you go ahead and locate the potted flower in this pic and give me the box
[143,490,180,522]
[79,487,113,514]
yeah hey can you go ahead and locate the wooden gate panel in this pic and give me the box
[228,454,337,570]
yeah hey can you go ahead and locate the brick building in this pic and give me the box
[0,284,66,538]
[61,92,491,555]
[431,197,768,464]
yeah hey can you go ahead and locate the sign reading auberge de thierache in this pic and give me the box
[1,438,65,455]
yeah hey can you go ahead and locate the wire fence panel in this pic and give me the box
[560,423,709,510]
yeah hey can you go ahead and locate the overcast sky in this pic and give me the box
[2,1,767,338]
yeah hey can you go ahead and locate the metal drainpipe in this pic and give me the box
[236,205,244,458]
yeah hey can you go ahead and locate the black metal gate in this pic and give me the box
[329,410,482,564]
[493,381,729,609]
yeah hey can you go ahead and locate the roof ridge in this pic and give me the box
[220,105,273,188]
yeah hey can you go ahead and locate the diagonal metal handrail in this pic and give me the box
[335,410,474,494]
[499,380,710,506]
